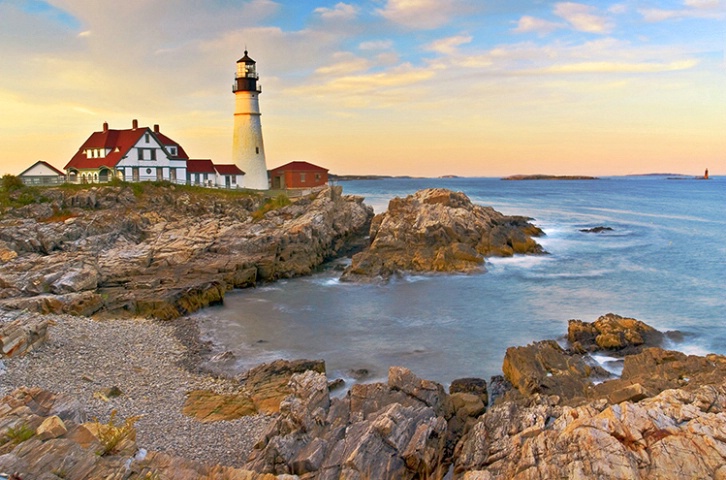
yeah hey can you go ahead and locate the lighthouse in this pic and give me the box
[232,50,268,190]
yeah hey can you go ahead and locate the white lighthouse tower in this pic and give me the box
[232,50,268,190]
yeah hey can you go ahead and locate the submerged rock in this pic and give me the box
[341,188,544,281]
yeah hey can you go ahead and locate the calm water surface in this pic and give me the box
[194,176,726,386]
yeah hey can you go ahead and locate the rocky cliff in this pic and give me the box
[0,184,373,319]
[341,188,544,281]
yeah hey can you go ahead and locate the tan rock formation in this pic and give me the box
[341,188,543,280]
[0,185,373,319]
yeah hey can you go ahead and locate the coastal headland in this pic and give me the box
[1,182,725,478]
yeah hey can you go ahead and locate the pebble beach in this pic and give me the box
[0,312,272,468]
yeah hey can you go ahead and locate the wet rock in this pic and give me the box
[579,226,613,233]
[341,188,543,281]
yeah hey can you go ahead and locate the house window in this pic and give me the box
[231,176,236,184]
[132,168,139,181]
[150,149,156,161]
[138,148,144,160]
[156,168,163,181]
[169,146,177,156]
[315,174,321,181]
[145,133,150,143]
[300,172,306,183]
[170,168,177,182]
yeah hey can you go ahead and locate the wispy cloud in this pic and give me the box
[314,2,359,21]
[425,35,472,55]
[512,15,565,35]
[554,2,614,33]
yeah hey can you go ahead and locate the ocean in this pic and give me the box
[194,176,726,387]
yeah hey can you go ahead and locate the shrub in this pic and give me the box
[251,193,291,221]
[2,423,35,446]
[93,410,140,456]
[1,174,24,192]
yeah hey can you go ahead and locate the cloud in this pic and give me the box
[314,2,359,20]
[512,15,564,35]
[554,2,614,33]
[539,59,700,74]
[425,35,472,55]
[377,0,471,30]
[315,54,370,75]
[640,0,725,22]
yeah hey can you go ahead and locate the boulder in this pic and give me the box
[241,358,326,414]
[341,188,543,280]
[502,340,609,401]
[182,390,256,422]
[568,313,664,354]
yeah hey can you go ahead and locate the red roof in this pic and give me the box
[214,164,244,175]
[269,161,328,174]
[186,159,216,174]
[64,123,189,171]
[155,131,190,159]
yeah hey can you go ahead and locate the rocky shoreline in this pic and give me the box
[0,311,273,468]
[1,184,725,478]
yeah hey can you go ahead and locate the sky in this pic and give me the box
[0,0,724,177]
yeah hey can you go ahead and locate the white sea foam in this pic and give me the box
[590,354,624,376]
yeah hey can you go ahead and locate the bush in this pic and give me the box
[1,174,24,192]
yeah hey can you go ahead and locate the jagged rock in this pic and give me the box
[36,415,67,440]
[241,359,326,414]
[0,185,374,320]
[246,367,455,479]
[450,377,488,406]
[502,339,609,401]
[0,315,53,357]
[341,188,543,281]
[454,383,726,479]
[568,313,664,354]
[592,347,726,401]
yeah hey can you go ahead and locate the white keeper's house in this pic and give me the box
[64,119,190,185]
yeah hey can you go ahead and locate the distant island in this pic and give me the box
[330,174,418,181]
[502,174,598,181]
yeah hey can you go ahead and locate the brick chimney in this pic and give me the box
[103,122,108,133]
[132,119,138,130]
[154,124,160,133]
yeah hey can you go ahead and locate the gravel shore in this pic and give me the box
[0,311,273,468]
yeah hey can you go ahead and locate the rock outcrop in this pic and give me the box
[455,383,726,479]
[341,188,544,281]
[0,185,373,319]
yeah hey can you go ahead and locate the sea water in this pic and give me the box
[194,176,726,386]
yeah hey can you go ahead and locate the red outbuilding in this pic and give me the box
[269,161,328,189]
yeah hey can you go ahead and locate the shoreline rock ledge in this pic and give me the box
[341,188,544,281]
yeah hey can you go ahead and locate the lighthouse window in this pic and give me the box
[256,147,259,154]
